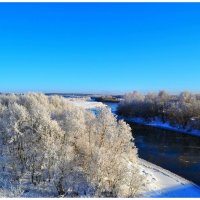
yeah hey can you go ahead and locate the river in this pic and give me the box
[103,102,200,186]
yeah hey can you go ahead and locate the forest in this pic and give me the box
[118,91,200,130]
[0,93,146,197]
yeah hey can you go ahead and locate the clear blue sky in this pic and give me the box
[0,3,200,94]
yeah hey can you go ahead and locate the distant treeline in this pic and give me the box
[93,96,121,103]
[118,91,200,130]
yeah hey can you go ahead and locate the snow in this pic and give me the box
[68,99,106,109]
[139,158,200,197]
[122,116,200,137]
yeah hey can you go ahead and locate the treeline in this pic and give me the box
[94,96,120,103]
[118,91,200,130]
[0,93,145,197]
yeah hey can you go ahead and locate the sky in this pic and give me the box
[0,3,200,94]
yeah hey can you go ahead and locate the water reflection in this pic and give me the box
[130,123,200,186]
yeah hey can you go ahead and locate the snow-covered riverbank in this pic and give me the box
[139,158,200,197]
[122,116,200,137]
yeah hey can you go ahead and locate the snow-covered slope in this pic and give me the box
[139,158,200,197]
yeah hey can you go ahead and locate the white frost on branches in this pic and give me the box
[0,93,146,197]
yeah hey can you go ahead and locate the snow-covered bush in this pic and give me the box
[118,91,145,117]
[0,93,144,197]
[118,91,200,130]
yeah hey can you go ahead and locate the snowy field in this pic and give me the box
[73,99,200,197]
[68,98,106,109]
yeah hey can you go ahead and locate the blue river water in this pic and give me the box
[103,102,200,186]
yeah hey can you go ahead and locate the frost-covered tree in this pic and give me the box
[0,93,144,197]
[167,92,199,128]
[118,90,200,130]
[118,91,144,117]
[156,90,170,122]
